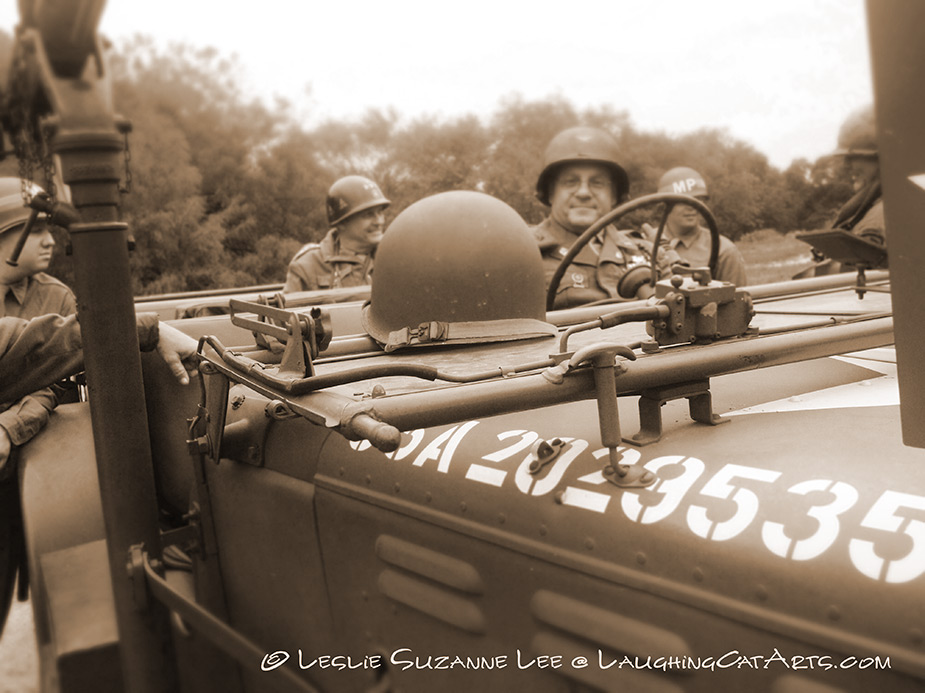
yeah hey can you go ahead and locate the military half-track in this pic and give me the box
[3,1,925,692]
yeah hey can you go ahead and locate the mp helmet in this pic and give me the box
[361,191,556,352]
[0,178,44,235]
[833,105,877,157]
[535,127,629,206]
[657,167,709,198]
[326,175,391,226]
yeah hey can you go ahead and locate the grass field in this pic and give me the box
[736,229,816,285]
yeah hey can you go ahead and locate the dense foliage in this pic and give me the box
[5,35,854,295]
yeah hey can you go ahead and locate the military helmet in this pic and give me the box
[658,167,709,198]
[326,175,391,226]
[0,177,44,235]
[535,126,629,206]
[361,191,556,352]
[833,104,878,157]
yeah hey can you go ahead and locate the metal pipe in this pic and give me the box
[23,18,178,692]
[345,317,893,432]
[548,270,890,327]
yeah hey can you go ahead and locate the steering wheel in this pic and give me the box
[545,193,721,311]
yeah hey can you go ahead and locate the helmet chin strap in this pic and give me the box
[5,192,80,267]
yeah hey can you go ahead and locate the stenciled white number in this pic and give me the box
[514,437,588,497]
[687,463,781,541]
[622,455,706,525]
[558,447,642,514]
[849,490,925,583]
[465,429,539,487]
[761,479,859,560]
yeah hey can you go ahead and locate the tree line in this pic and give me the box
[3,35,854,295]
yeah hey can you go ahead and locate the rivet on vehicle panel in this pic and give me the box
[371,384,387,397]
[553,491,564,504]
[365,475,372,485]
[635,552,646,566]
[584,538,595,550]
[909,628,923,645]
[693,568,704,582]
[539,524,548,536]
[826,605,841,621]
[393,483,401,493]
[498,513,506,524]
[460,501,467,513]
[425,491,432,503]
[755,585,768,602]
[339,467,345,477]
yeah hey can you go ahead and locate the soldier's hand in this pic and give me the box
[156,322,200,385]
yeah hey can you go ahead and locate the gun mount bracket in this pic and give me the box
[626,379,728,446]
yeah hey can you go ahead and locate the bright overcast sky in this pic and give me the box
[1,0,873,169]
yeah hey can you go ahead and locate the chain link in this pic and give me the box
[120,131,133,194]
[40,124,56,204]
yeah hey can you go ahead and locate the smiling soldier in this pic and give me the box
[532,127,676,309]
[284,175,390,293]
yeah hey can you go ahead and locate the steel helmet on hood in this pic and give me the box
[361,191,556,352]
[657,167,709,198]
[326,175,391,226]
[833,105,878,157]
[0,178,44,235]
[535,127,629,206]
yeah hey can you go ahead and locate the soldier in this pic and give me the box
[795,104,884,278]
[283,175,390,293]
[829,104,884,245]
[655,167,747,285]
[532,127,676,309]
[0,179,77,476]
[0,314,198,441]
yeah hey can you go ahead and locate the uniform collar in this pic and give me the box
[670,225,707,250]
[1,276,29,305]
[535,216,605,265]
[322,228,372,264]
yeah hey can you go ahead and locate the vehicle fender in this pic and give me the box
[18,402,105,642]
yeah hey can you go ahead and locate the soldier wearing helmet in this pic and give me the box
[795,105,884,278]
[283,175,390,293]
[655,167,747,285]
[830,104,884,245]
[532,127,675,309]
[0,178,76,476]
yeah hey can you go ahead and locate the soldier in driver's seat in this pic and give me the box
[532,127,678,309]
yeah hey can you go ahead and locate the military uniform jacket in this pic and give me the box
[669,226,748,286]
[283,229,374,294]
[532,216,671,310]
[0,312,158,407]
[0,274,77,446]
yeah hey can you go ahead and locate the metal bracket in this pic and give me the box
[568,344,656,488]
[529,438,566,474]
[626,379,728,446]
